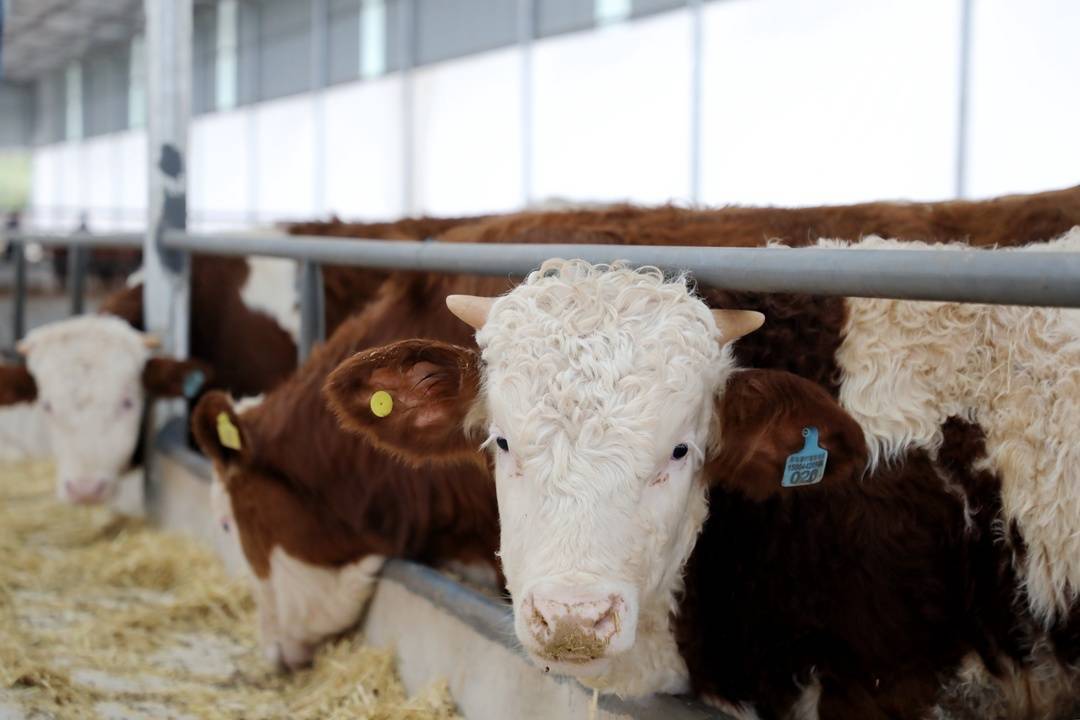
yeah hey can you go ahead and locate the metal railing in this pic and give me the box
[6,227,1080,362]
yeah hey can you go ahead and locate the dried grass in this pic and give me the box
[0,460,461,720]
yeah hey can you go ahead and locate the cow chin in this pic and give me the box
[514,578,640,678]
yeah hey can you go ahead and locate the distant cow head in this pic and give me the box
[2,315,209,505]
[326,261,763,689]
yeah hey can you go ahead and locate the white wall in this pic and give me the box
[411,47,524,216]
[29,130,145,232]
[190,110,251,231]
[26,0,1080,227]
[700,0,961,206]
[532,11,693,205]
[965,0,1080,198]
[322,77,406,220]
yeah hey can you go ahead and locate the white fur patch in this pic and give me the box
[240,257,300,342]
[0,402,51,461]
[125,267,145,288]
[833,230,1080,623]
[259,549,384,668]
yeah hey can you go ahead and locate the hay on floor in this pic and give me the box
[0,460,461,720]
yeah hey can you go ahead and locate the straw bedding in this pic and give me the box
[0,460,461,720]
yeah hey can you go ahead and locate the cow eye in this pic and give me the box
[42,400,53,414]
[496,437,509,452]
[672,443,689,460]
[120,397,135,411]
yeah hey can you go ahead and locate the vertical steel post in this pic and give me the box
[688,0,703,205]
[955,0,973,199]
[298,259,326,363]
[12,242,26,347]
[144,0,193,505]
[67,244,86,315]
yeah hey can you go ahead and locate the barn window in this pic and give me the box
[65,62,83,141]
[216,0,240,110]
[128,35,146,129]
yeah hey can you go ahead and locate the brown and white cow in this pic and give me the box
[324,239,1080,717]
[0,215,479,505]
[4,316,208,504]
[189,272,509,670]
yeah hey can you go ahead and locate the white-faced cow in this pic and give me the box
[0,216,478,505]
[325,240,1080,718]
[3,316,206,504]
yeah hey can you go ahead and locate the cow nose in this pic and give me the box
[63,478,109,504]
[524,589,628,663]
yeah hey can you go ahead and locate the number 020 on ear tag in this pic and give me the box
[782,427,828,487]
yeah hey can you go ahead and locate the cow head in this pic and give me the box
[4,315,209,504]
[326,261,763,692]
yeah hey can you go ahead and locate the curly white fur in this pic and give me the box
[475,260,732,696]
[833,230,1080,623]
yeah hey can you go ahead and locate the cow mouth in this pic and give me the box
[534,620,613,664]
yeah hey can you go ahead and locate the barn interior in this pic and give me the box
[1,1,1079,719]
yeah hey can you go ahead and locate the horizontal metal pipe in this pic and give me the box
[3,232,145,249]
[166,231,1080,308]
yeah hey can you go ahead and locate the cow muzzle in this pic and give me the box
[60,477,114,505]
[520,581,638,670]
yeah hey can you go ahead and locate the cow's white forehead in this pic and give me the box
[23,316,149,398]
[476,261,730,473]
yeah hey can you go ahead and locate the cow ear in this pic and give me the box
[142,357,212,398]
[191,390,252,466]
[324,339,484,466]
[707,370,867,501]
[0,365,38,405]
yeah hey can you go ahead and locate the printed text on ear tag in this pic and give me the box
[370,390,393,418]
[782,427,828,487]
[216,412,242,451]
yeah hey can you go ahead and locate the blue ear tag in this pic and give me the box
[182,369,206,399]
[781,427,828,488]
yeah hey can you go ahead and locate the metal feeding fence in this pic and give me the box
[8,228,1080,361]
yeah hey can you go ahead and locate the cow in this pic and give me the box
[189,271,508,670]
[0,215,481,505]
[323,237,1080,718]
[5,316,207,504]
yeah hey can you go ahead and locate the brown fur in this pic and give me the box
[677,372,994,718]
[0,365,37,405]
[437,186,1080,249]
[325,340,484,467]
[285,215,487,333]
[99,255,297,398]
[191,273,510,591]
[141,357,213,398]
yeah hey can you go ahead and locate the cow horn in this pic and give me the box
[711,309,765,343]
[446,295,495,330]
[142,334,162,349]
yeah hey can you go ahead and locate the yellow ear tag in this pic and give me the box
[216,412,242,451]
[370,390,393,418]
